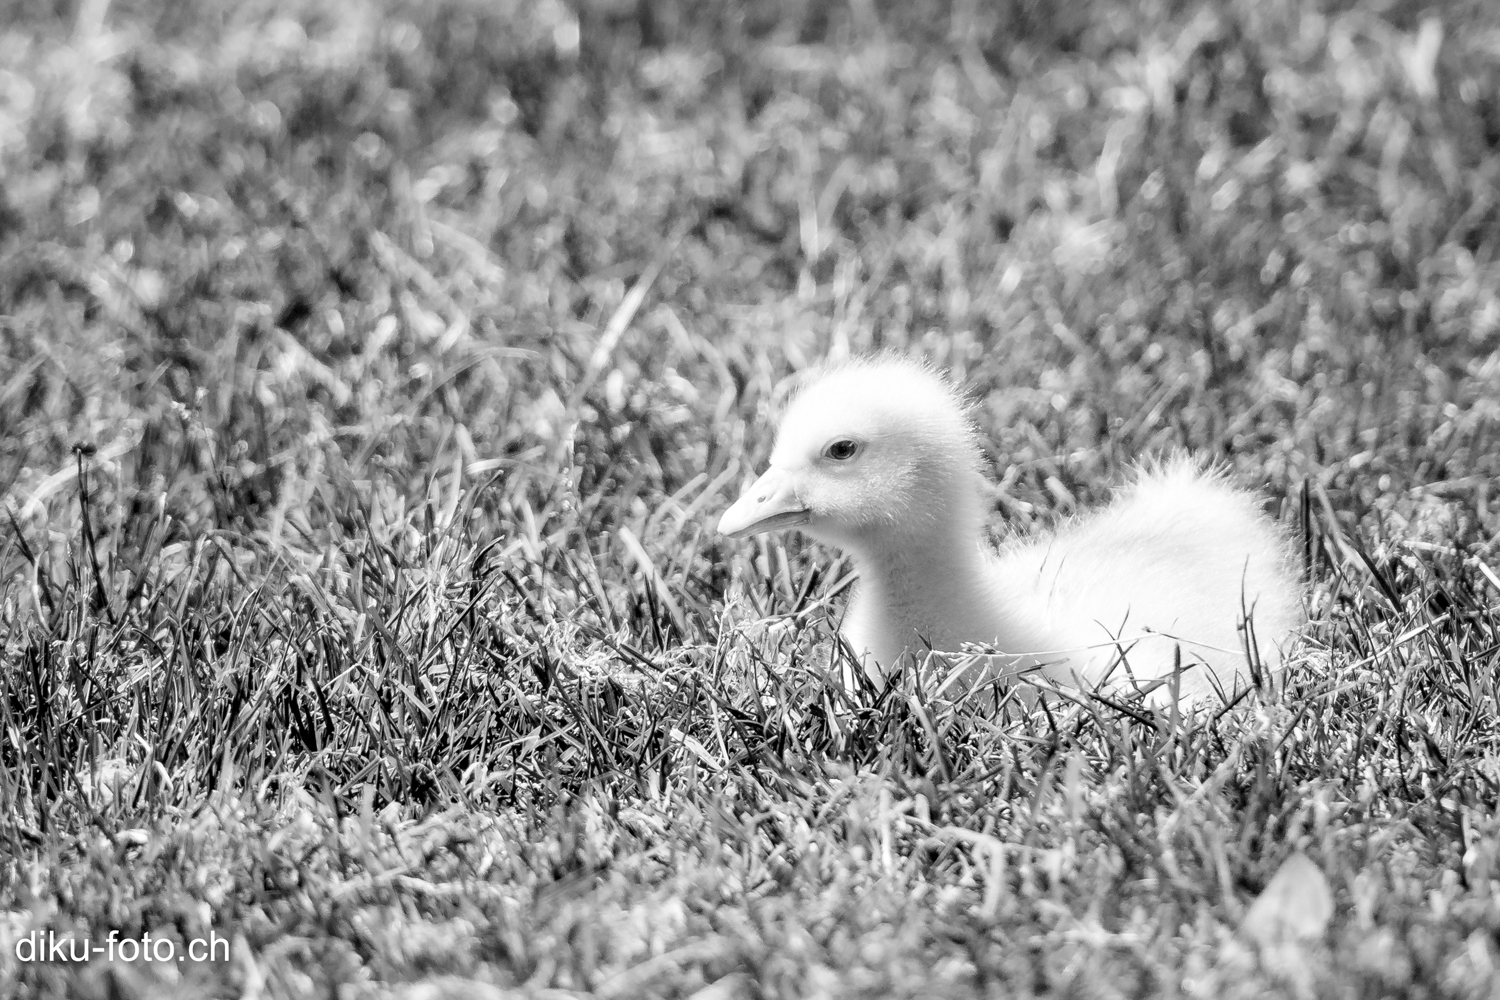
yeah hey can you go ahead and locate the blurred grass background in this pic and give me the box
[2,0,1500,997]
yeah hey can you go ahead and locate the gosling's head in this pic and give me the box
[718,355,984,553]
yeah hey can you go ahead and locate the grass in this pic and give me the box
[2,0,1499,996]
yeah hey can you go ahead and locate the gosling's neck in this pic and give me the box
[820,468,987,575]
[829,478,1005,670]
[853,513,989,587]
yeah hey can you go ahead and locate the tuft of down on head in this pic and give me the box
[718,355,986,556]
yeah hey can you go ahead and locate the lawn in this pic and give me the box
[2,0,1499,997]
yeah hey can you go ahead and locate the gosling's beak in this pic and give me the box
[718,466,811,539]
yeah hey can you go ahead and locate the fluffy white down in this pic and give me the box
[719,355,1304,704]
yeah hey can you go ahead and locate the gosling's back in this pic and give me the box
[983,462,1302,701]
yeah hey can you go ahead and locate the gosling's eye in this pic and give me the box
[823,438,861,461]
